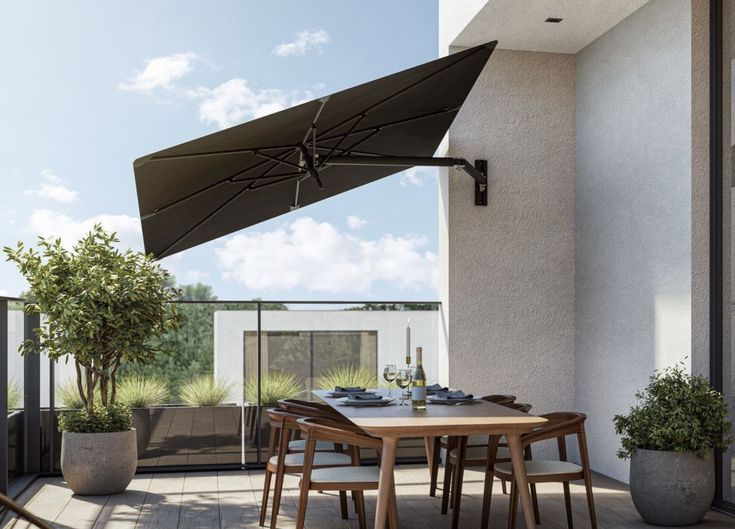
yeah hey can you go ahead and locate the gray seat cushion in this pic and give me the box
[494,460,583,478]
[270,451,353,468]
[309,466,380,484]
[288,439,338,451]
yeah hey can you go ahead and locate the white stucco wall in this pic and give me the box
[574,0,693,482]
[441,48,577,418]
[214,310,439,404]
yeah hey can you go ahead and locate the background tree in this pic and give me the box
[4,225,180,415]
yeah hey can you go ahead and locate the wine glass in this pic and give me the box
[383,364,397,397]
[395,369,412,406]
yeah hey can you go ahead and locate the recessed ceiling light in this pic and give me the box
[545,17,563,23]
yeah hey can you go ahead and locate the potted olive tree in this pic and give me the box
[614,364,732,525]
[4,225,179,495]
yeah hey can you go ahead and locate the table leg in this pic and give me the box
[506,433,536,529]
[375,436,399,529]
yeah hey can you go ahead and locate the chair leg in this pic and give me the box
[339,490,349,519]
[530,483,540,524]
[355,491,367,529]
[508,480,519,529]
[429,436,441,497]
[269,466,286,529]
[501,478,508,495]
[259,468,272,526]
[450,436,468,529]
[562,482,574,529]
[295,482,310,529]
[441,437,456,514]
[583,472,598,529]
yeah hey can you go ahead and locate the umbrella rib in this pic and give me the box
[253,151,304,171]
[141,148,295,219]
[157,182,257,258]
[147,143,301,162]
[315,45,489,140]
[317,114,366,167]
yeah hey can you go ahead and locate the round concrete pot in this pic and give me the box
[61,429,137,496]
[629,448,714,526]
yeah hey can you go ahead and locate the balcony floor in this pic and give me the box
[2,465,733,529]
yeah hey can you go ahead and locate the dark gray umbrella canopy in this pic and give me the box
[134,41,497,258]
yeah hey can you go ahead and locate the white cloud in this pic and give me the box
[184,269,210,283]
[25,169,79,203]
[36,184,79,203]
[346,215,366,230]
[216,217,437,295]
[196,79,287,128]
[118,52,199,94]
[399,167,437,187]
[28,209,143,251]
[195,79,315,129]
[273,30,330,57]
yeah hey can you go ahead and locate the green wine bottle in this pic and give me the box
[411,347,426,411]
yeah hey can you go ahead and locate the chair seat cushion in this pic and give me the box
[309,465,380,484]
[449,446,510,462]
[494,460,583,478]
[288,439,337,451]
[270,451,353,468]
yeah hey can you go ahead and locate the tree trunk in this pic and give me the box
[85,367,94,415]
[75,360,87,408]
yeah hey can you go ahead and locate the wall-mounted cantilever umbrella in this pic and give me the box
[134,41,497,259]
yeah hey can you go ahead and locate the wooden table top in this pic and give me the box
[313,390,547,438]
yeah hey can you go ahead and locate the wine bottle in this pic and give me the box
[411,347,426,410]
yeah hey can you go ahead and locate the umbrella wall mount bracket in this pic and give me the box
[326,155,489,206]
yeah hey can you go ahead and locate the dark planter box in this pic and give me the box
[40,405,243,471]
[137,404,242,467]
[7,410,24,480]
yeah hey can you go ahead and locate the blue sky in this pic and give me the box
[0,0,440,301]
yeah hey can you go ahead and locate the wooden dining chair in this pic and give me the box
[428,394,517,497]
[295,417,399,529]
[278,398,350,452]
[486,412,597,529]
[260,408,354,529]
[443,403,536,529]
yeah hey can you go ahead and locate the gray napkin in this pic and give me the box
[348,393,382,401]
[427,383,449,393]
[335,386,365,393]
[435,390,474,400]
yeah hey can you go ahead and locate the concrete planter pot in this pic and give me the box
[61,429,137,495]
[629,448,714,526]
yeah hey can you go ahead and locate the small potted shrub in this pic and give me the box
[244,370,303,444]
[614,364,732,525]
[314,364,378,391]
[5,226,180,495]
[117,375,170,453]
[178,375,233,407]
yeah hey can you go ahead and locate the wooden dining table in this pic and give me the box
[314,390,547,529]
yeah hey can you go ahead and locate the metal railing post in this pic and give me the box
[0,300,9,495]
[23,312,40,474]
[256,301,262,464]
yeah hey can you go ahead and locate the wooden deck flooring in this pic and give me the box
[2,465,734,529]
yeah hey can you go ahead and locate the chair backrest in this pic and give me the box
[504,402,532,413]
[297,417,383,451]
[522,411,588,464]
[481,394,517,405]
[278,399,346,422]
